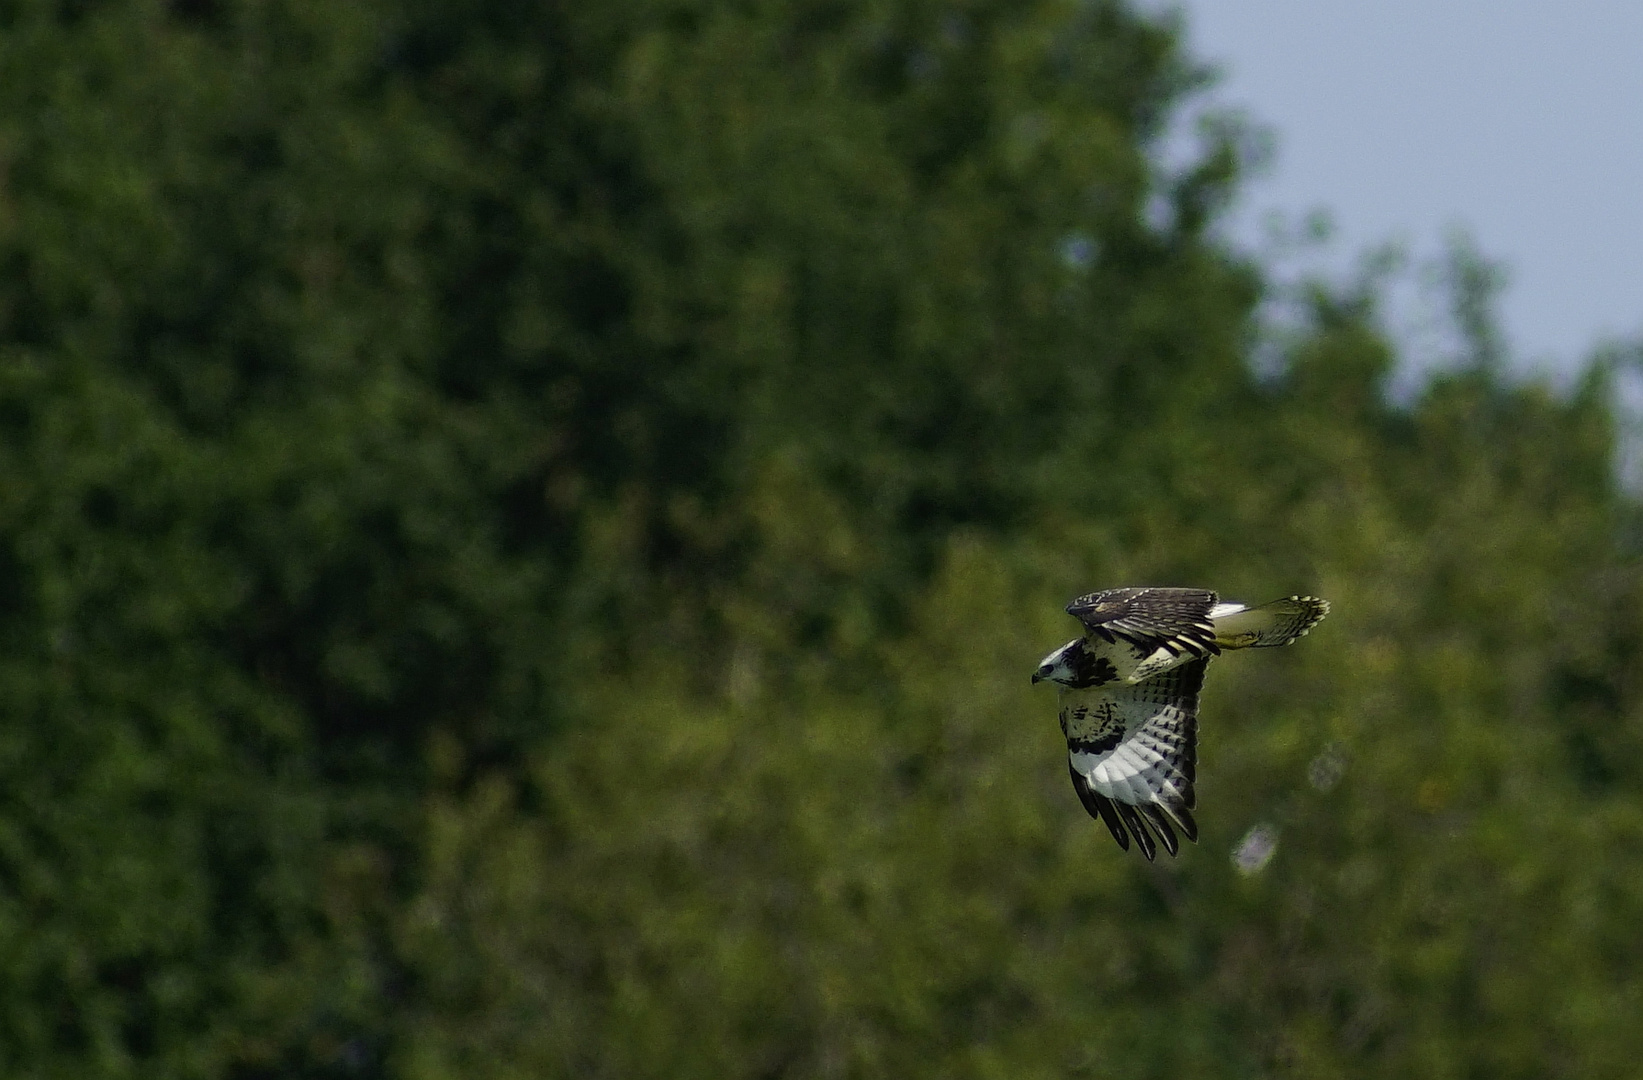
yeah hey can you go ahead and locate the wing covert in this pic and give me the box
[1066,587,1220,659]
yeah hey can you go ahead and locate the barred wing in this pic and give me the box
[1066,587,1220,660]
[1062,658,1207,860]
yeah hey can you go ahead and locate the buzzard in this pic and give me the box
[1032,587,1329,860]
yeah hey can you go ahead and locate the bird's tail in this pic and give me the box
[1211,596,1330,649]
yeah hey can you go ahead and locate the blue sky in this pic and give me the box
[1163,0,1643,377]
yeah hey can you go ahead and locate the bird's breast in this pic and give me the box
[1073,635,1197,687]
[1059,686,1126,752]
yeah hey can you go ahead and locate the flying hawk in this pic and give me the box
[1032,587,1329,860]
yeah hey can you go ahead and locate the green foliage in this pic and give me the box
[394,331,1637,1078]
[1,0,1641,1077]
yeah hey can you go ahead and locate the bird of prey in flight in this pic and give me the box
[1032,587,1329,861]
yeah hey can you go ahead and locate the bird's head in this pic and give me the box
[1032,638,1084,686]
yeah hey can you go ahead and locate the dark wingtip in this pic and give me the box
[1116,802,1157,862]
[1142,805,1180,857]
[1171,805,1199,843]
[1094,794,1130,852]
[1069,765,1131,851]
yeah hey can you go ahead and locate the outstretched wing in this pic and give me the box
[1062,658,1207,860]
[1066,587,1220,661]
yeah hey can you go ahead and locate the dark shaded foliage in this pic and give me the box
[1,0,1641,1076]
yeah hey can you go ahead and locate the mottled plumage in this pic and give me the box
[1033,586,1329,860]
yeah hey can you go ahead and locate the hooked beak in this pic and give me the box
[1031,671,1042,684]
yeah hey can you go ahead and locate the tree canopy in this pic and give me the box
[1,0,1641,1076]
